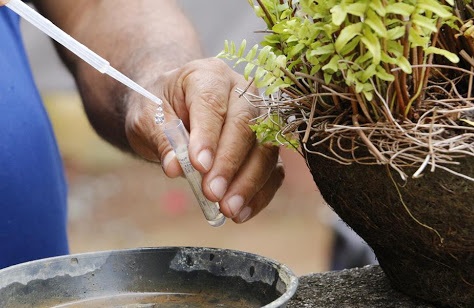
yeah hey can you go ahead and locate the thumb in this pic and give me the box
[125,93,184,178]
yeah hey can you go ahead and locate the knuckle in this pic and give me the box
[218,148,243,171]
[188,58,229,77]
[230,111,257,138]
[203,57,228,70]
[194,123,221,145]
[199,93,228,121]
[244,173,263,192]
[127,115,144,134]
[126,103,154,132]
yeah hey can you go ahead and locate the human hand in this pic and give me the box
[125,58,284,224]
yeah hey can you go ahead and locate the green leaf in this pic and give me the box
[385,3,415,16]
[216,50,227,59]
[424,46,460,63]
[234,57,247,66]
[381,51,398,65]
[245,44,259,61]
[335,23,363,53]
[387,26,406,40]
[244,62,256,80]
[257,45,272,63]
[339,37,360,56]
[346,3,368,18]
[264,34,281,44]
[369,0,386,16]
[272,67,284,78]
[275,53,287,65]
[237,39,247,58]
[324,71,333,84]
[412,14,438,33]
[250,114,300,148]
[397,56,412,74]
[223,40,229,53]
[346,69,356,85]
[408,27,430,47]
[417,0,452,18]
[354,49,373,64]
[365,9,387,38]
[330,5,347,26]
[360,28,381,64]
[265,78,290,95]
[319,52,332,63]
[386,40,404,55]
[288,43,306,58]
[287,34,299,43]
[263,52,277,70]
[260,73,276,87]
[322,54,341,73]
[308,44,335,55]
[362,89,374,101]
[280,8,293,19]
[300,0,319,16]
[254,66,266,85]
[361,64,377,82]
[272,21,288,34]
[310,63,322,75]
[355,80,365,93]
[375,65,395,81]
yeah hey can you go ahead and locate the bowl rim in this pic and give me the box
[0,246,299,308]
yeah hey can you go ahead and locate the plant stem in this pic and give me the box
[280,66,310,95]
[352,115,387,163]
[255,0,275,28]
[391,68,406,116]
[302,98,316,144]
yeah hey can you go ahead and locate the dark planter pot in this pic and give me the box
[303,142,474,307]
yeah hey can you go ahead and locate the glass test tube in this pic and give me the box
[164,119,226,227]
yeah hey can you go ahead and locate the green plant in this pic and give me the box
[250,114,300,148]
[218,0,474,181]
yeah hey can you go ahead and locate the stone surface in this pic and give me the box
[287,265,435,308]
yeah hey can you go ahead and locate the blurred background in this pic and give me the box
[20,1,336,276]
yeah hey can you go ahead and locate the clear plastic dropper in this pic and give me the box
[4,0,163,111]
[5,0,225,227]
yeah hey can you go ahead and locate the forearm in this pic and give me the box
[32,0,202,151]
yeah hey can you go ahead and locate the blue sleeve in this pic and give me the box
[0,7,69,269]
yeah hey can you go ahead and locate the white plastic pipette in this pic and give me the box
[4,0,225,227]
[4,0,163,114]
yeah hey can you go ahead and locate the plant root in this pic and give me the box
[238,65,474,182]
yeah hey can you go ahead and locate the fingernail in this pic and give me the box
[197,149,213,172]
[238,206,252,223]
[162,151,175,173]
[209,176,227,200]
[227,195,244,217]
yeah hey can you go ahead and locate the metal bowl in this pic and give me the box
[0,247,298,307]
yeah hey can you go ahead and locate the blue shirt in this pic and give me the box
[0,6,69,269]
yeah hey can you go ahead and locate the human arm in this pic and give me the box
[30,0,284,223]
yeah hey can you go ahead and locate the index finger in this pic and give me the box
[179,59,237,174]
